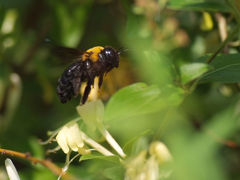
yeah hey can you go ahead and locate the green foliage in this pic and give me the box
[48,0,93,46]
[1,0,240,179]
[168,105,238,180]
[180,62,210,84]
[168,0,230,12]
[105,83,184,122]
[200,53,240,83]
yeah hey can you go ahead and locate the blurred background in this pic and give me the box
[1,0,240,179]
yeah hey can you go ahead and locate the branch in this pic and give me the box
[206,24,239,64]
[0,148,79,180]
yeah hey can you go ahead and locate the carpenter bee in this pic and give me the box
[51,45,120,104]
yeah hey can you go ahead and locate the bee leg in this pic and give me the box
[72,77,81,97]
[81,80,93,104]
[98,74,104,88]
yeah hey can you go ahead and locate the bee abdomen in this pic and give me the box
[57,62,83,103]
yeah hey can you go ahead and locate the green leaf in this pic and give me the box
[104,83,184,122]
[180,63,210,84]
[199,53,240,83]
[123,129,151,152]
[103,166,124,180]
[79,154,120,164]
[167,0,230,12]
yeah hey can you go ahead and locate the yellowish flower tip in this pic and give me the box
[200,12,214,31]
[80,77,99,102]
[5,158,20,180]
[149,141,172,164]
[56,122,88,154]
[78,147,91,155]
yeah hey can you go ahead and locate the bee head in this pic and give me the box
[99,47,119,68]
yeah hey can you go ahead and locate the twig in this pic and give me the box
[206,129,239,148]
[0,148,79,180]
[207,0,240,64]
[206,24,239,64]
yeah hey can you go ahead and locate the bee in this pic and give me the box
[52,45,120,104]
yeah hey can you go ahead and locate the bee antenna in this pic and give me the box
[43,38,57,48]
[44,38,51,43]
[118,47,128,55]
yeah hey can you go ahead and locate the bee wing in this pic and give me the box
[52,45,83,61]
[57,62,84,103]
[46,39,83,61]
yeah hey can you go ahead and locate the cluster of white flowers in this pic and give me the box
[45,100,125,159]
[125,141,172,180]
[44,100,173,180]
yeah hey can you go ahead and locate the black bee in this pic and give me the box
[53,45,120,104]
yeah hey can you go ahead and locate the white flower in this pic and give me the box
[55,121,114,156]
[125,150,147,180]
[125,141,172,180]
[149,141,172,164]
[144,156,159,180]
[5,158,20,180]
[56,121,89,155]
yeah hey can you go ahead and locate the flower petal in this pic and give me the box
[5,158,20,180]
[66,122,84,152]
[56,126,70,154]
[76,100,104,131]
[149,141,172,163]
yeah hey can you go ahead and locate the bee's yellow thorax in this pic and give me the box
[82,46,104,62]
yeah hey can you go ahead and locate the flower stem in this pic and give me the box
[101,128,126,158]
[80,132,114,156]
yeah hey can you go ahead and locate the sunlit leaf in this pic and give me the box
[180,63,210,84]
[104,83,184,122]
